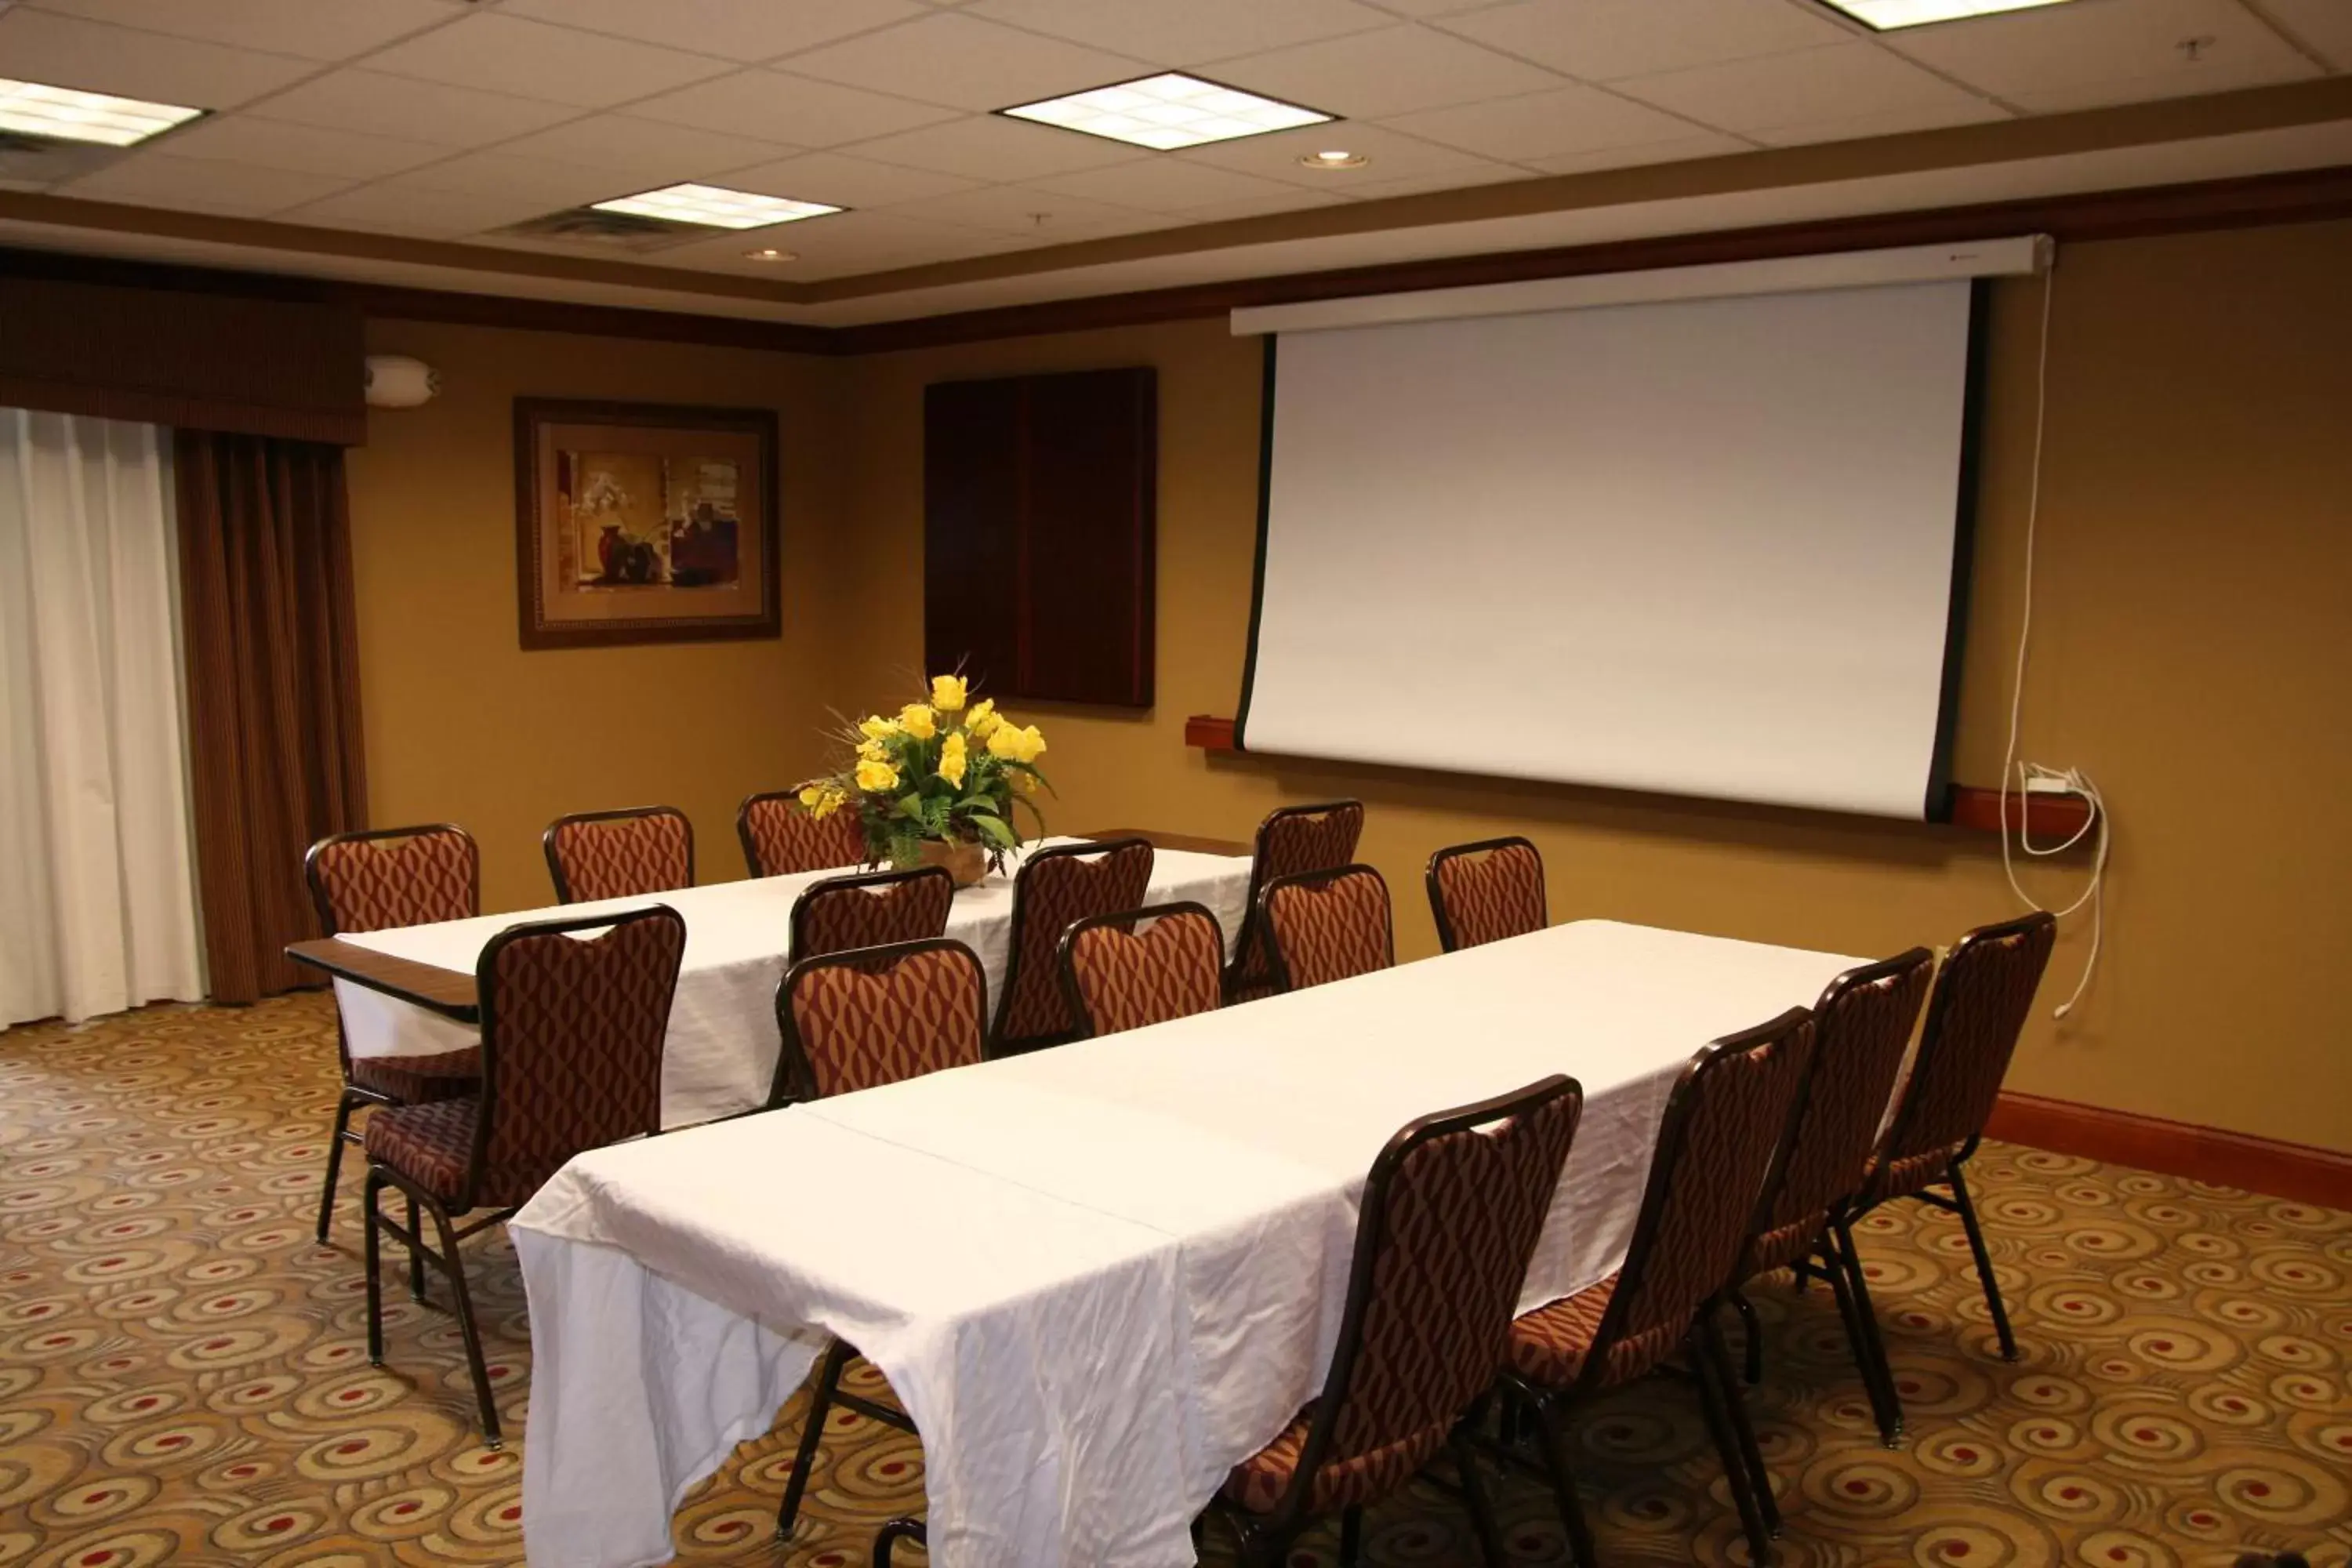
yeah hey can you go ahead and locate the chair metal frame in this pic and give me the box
[1225,799,1363,1001]
[1054,899,1225,1040]
[362,903,685,1446]
[1424,835,1547,953]
[988,835,1153,1053]
[542,804,695,904]
[1257,862,1395,996]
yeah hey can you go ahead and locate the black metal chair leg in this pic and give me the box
[1338,1502,1363,1567]
[423,1195,500,1446]
[362,1169,385,1365]
[872,1516,927,1566]
[1700,1312,1780,1538]
[1450,1428,1510,1568]
[1947,1163,2018,1362]
[777,1340,853,1541]
[1691,1330,1773,1566]
[317,1090,358,1243]
[1730,1287,1764,1385]
[1831,1216,1904,1443]
[1818,1240,1900,1445]
[406,1192,426,1304]
[1532,1395,1599,1568]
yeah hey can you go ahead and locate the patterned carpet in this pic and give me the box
[2,993,2345,1568]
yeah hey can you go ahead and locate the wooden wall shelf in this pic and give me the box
[1184,715,2096,841]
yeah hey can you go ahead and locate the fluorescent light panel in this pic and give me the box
[1817,0,2076,27]
[0,77,201,147]
[1003,73,1330,151]
[590,183,840,230]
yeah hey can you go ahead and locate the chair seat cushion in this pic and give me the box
[1221,1399,1450,1518]
[1507,1273,1619,1388]
[1860,1142,1964,1207]
[351,1047,481,1105]
[1746,1213,1824,1279]
[1224,1402,1315,1514]
[365,1098,477,1202]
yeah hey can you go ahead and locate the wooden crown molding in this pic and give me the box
[1987,1092,2352,1209]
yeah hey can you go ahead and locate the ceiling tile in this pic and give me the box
[883,182,1161,238]
[1175,119,1512,189]
[361,13,735,109]
[1610,41,1997,136]
[628,69,963,147]
[961,0,1394,67]
[0,7,316,107]
[1750,97,2011,146]
[1433,0,1851,83]
[496,115,799,180]
[277,182,553,238]
[1024,156,1308,212]
[495,0,927,63]
[2252,0,2352,70]
[1213,24,1566,118]
[145,114,449,180]
[1380,82,1715,162]
[844,113,1151,181]
[24,0,465,61]
[1176,185,1352,222]
[775,12,1149,112]
[1521,129,1751,175]
[672,208,1019,277]
[717,151,978,208]
[62,151,354,216]
[240,69,584,147]
[384,150,637,208]
[1886,0,2317,111]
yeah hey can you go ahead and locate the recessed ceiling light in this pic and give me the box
[1001,73,1333,151]
[0,76,203,147]
[590,183,840,230]
[1298,150,1367,170]
[1813,0,2077,28]
[742,247,796,262]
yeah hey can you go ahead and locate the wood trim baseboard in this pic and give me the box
[1987,1091,2352,1208]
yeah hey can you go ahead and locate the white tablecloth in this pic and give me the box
[510,919,1862,1568]
[332,839,1252,1127]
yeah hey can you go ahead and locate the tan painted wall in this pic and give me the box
[346,320,844,913]
[833,220,2352,1152]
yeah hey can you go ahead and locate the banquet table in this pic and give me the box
[294,832,1252,1128]
[510,918,1863,1568]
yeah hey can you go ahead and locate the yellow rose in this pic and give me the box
[797,783,824,809]
[988,723,1046,764]
[857,715,898,741]
[898,703,937,740]
[938,732,967,789]
[810,786,847,820]
[930,674,968,713]
[964,699,999,739]
[857,736,888,763]
[855,757,898,793]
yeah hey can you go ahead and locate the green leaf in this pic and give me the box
[968,812,1018,849]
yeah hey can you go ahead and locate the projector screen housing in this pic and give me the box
[1234,275,1990,820]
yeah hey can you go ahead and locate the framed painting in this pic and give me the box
[514,398,779,649]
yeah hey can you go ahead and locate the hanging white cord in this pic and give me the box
[1997,263,2108,1018]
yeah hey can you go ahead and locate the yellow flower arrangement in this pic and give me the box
[798,673,1051,873]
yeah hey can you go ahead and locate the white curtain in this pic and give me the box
[0,408,205,1026]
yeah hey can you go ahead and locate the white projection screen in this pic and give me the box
[1236,277,1984,819]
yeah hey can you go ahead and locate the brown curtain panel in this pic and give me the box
[176,430,368,1004]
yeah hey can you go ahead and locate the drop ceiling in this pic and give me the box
[0,0,2345,326]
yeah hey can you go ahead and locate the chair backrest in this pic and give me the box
[1875,912,2057,1186]
[739,786,868,878]
[1229,800,1364,994]
[1576,1007,1815,1393]
[789,866,955,967]
[305,823,478,935]
[1740,949,1935,1278]
[991,837,1155,1048]
[775,938,988,1104]
[1425,836,1546,953]
[466,904,687,1210]
[1261,864,1394,993]
[1277,1076,1584,1520]
[543,806,694,904]
[1057,902,1225,1039]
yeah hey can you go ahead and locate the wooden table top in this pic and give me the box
[284,827,1251,1018]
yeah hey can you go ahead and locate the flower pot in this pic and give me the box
[916,838,989,888]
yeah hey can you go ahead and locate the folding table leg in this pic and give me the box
[777,1340,854,1541]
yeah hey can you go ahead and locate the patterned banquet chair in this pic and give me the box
[1056,900,1225,1039]
[1727,947,1936,1442]
[1225,800,1364,1003]
[788,866,956,967]
[543,804,694,903]
[989,837,1154,1054]
[304,823,482,1246]
[1834,912,2056,1432]
[361,903,686,1445]
[1503,1007,1817,1567]
[1425,836,1548,953]
[772,938,990,1543]
[739,786,868,878]
[1260,864,1394,994]
[1211,1075,1584,1568]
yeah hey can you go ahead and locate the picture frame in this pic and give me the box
[514,397,780,650]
